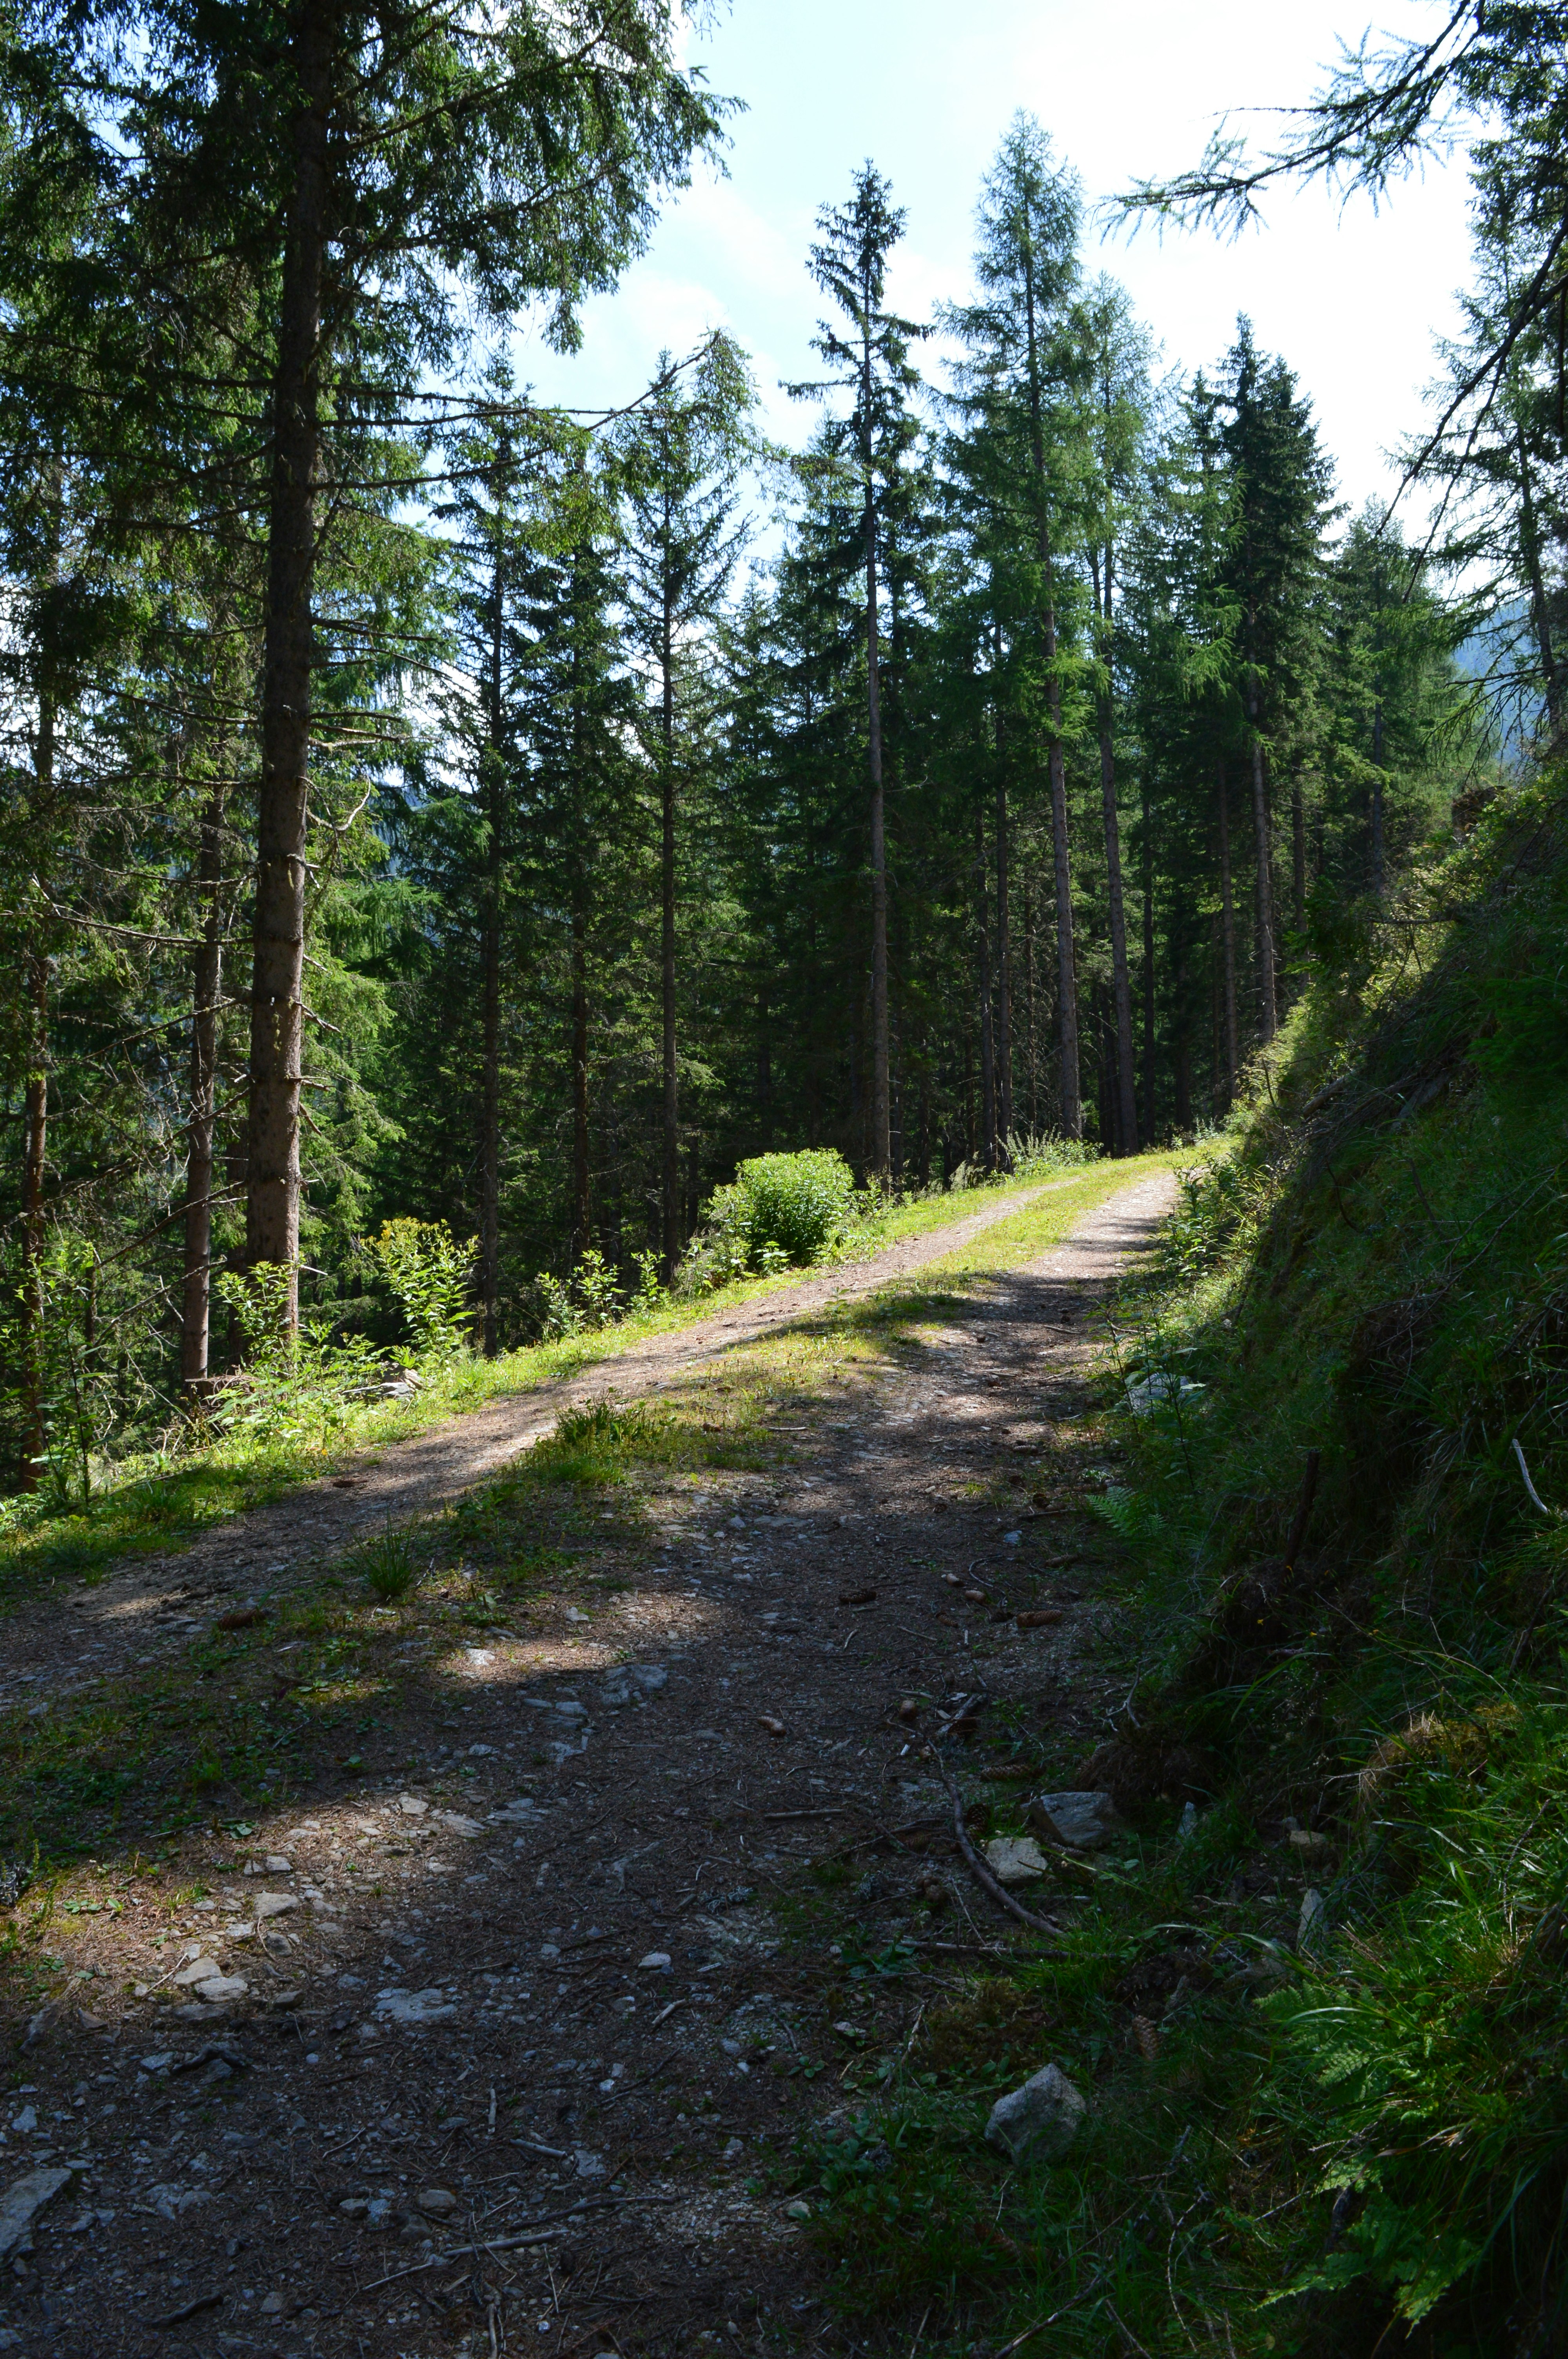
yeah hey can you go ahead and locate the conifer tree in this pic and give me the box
[789,165,926,1183]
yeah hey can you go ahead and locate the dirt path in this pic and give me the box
[0,1170,1174,2359]
[1,1170,1135,1717]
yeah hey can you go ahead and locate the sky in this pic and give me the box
[516,0,1475,529]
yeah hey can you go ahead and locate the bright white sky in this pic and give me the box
[517,0,1474,530]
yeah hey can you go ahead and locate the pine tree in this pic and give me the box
[789,164,926,1183]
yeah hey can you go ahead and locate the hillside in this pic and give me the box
[1100,764,1568,2351]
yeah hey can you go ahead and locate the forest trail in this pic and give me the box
[2,1168,1168,1716]
[0,1167,1174,2359]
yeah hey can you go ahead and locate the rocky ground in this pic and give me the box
[0,1173,1173,2359]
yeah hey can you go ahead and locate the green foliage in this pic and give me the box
[364,1218,475,1358]
[1080,766,1568,2346]
[534,1247,624,1339]
[354,1528,420,1603]
[696,1149,861,1279]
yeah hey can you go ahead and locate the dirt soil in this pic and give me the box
[0,1170,1174,2359]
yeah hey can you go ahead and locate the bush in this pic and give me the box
[364,1219,475,1356]
[705,1148,860,1273]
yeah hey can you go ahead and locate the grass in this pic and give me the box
[770,770,1568,2359]
[0,1149,1171,1604]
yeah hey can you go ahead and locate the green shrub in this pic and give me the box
[700,1147,860,1279]
[364,1218,475,1356]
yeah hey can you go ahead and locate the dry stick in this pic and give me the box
[924,1747,1061,1941]
[350,2195,682,2298]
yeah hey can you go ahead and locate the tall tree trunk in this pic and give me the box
[993,656,1012,1156]
[247,9,332,1323]
[1022,882,1037,1134]
[1141,783,1156,1143]
[1022,252,1080,1137]
[1247,684,1278,1043]
[864,487,891,1182]
[1098,710,1138,1155]
[182,778,227,1392]
[571,898,589,1256]
[18,947,49,1492]
[975,787,997,1171]
[1370,701,1385,900]
[660,504,680,1281]
[1293,767,1308,927]
[1217,755,1239,1104]
[1517,416,1563,734]
[478,533,504,1359]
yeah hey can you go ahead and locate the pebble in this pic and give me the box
[263,1854,292,1872]
[254,1892,298,1920]
[416,2187,457,2217]
[399,1796,429,1816]
[374,1988,458,2025]
[638,1952,672,1973]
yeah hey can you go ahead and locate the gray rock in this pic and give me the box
[254,1891,298,1920]
[172,1956,222,1988]
[438,1812,485,1839]
[193,1974,249,2004]
[1027,1791,1120,1850]
[416,2186,457,2217]
[984,2064,1086,2164]
[374,1987,457,2026]
[982,1836,1049,1886]
[601,1664,668,1709]
[0,2167,73,2257]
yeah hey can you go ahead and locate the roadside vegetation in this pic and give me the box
[787,771,1568,2358]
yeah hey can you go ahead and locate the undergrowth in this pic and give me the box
[795,770,1568,2358]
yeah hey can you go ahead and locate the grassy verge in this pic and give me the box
[0,1150,1152,1601]
[774,775,1568,2359]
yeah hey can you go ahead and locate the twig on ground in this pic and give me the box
[925,1746,1061,1940]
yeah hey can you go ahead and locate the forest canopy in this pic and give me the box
[0,0,1560,1497]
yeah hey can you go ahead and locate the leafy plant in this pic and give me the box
[364,1219,475,1357]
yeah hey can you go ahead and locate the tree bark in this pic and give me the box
[1249,716,1277,1043]
[1141,782,1156,1143]
[1022,245,1080,1138]
[18,947,49,1491]
[993,650,1012,1156]
[571,898,590,1256]
[478,527,505,1358]
[976,786,997,1171]
[660,503,679,1281]
[1293,766,1308,925]
[182,777,227,1392]
[864,485,891,1183]
[1370,700,1385,900]
[1217,755,1239,1104]
[1098,713,1138,1155]
[247,7,333,1322]
[1517,417,1563,735]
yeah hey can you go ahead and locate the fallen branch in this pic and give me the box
[1514,1438,1562,1520]
[924,1747,1061,1941]
[348,2193,684,2299]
